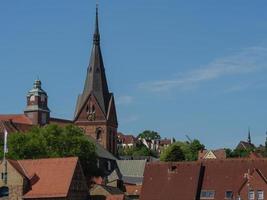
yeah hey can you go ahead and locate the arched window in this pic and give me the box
[96,128,102,141]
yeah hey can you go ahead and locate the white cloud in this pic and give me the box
[139,46,267,92]
[116,95,134,105]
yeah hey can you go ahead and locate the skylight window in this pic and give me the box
[225,191,233,199]
[200,190,215,199]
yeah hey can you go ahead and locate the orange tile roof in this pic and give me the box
[0,114,32,125]
[18,157,78,198]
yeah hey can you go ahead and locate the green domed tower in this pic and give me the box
[24,79,50,125]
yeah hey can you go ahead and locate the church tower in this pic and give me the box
[24,79,50,125]
[74,6,118,155]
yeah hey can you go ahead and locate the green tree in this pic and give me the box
[6,124,97,176]
[118,142,157,157]
[138,130,161,140]
[160,144,185,162]
[160,139,205,162]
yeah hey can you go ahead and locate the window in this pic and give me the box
[41,94,46,102]
[225,191,233,199]
[249,190,255,200]
[96,129,102,141]
[200,190,215,199]
[41,113,47,124]
[257,190,264,200]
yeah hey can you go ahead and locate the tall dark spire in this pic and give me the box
[93,4,100,45]
[74,5,110,119]
[248,127,251,144]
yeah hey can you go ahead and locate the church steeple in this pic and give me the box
[74,5,110,119]
[74,5,118,155]
[248,127,251,144]
[93,5,100,45]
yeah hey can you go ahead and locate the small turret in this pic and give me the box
[24,79,50,125]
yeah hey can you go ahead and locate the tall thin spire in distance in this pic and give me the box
[93,4,100,45]
[248,127,251,144]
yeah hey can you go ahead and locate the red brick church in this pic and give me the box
[0,7,118,155]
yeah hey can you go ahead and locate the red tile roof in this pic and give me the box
[117,132,136,145]
[160,139,172,146]
[141,159,267,200]
[140,162,202,200]
[0,114,32,125]
[17,157,79,198]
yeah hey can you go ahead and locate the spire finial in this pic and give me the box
[93,4,100,45]
[248,127,251,144]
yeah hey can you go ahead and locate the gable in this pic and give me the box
[74,93,107,122]
[204,151,217,159]
[107,94,118,127]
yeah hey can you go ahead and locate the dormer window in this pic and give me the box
[200,190,215,199]
[225,191,233,199]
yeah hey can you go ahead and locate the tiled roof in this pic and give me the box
[236,141,255,150]
[87,135,117,160]
[140,159,267,200]
[19,157,78,198]
[8,159,29,178]
[160,139,172,146]
[140,162,202,200]
[125,184,142,196]
[117,132,136,145]
[116,160,146,184]
[49,117,73,127]
[0,114,32,125]
[0,120,19,134]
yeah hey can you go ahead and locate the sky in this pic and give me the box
[1,1,267,149]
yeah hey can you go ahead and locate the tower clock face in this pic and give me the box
[30,95,35,102]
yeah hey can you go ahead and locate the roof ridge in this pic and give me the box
[17,160,30,178]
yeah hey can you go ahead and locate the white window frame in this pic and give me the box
[257,190,264,200]
[249,190,255,200]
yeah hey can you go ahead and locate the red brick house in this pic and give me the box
[140,158,267,200]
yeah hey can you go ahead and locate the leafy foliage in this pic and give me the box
[160,139,205,162]
[160,144,185,162]
[225,147,254,158]
[118,142,157,157]
[5,124,97,176]
[137,130,161,140]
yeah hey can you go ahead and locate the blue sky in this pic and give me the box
[1,1,267,149]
